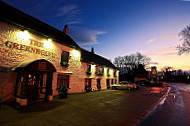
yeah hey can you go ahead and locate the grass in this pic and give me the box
[0,88,165,126]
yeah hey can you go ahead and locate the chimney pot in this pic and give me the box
[91,47,94,54]
[63,25,69,35]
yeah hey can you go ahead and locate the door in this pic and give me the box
[106,79,110,89]
[27,73,39,101]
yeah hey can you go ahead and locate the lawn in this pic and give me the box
[0,88,164,126]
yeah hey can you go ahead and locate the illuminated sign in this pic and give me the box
[4,39,56,58]
[151,67,157,75]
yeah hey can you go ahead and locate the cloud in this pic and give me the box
[65,20,81,25]
[56,4,80,17]
[150,62,159,65]
[160,33,178,38]
[181,0,190,1]
[146,38,157,44]
[69,27,106,45]
[144,46,177,56]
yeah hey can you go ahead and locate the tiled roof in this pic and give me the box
[80,48,116,69]
[0,1,80,48]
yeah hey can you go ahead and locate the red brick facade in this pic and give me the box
[0,22,119,105]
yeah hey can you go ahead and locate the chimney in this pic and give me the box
[91,47,94,54]
[63,25,69,35]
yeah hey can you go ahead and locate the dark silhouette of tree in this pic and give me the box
[177,25,190,55]
[114,52,151,81]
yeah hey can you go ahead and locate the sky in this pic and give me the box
[2,0,190,71]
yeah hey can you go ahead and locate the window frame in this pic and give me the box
[96,66,104,76]
[85,78,92,89]
[86,64,91,75]
[60,51,70,67]
[57,74,70,89]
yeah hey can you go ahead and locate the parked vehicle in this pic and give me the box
[136,79,151,86]
[111,81,137,90]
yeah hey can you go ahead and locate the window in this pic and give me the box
[85,79,91,89]
[61,51,69,66]
[111,79,114,85]
[96,66,104,75]
[114,70,117,77]
[106,79,110,89]
[107,68,110,76]
[97,79,101,89]
[87,65,91,75]
[57,74,70,88]
[115,79,117,84]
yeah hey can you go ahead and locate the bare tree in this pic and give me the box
[177,25,190,55]
[113,52,151,74]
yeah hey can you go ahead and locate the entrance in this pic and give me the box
[27,72,49,101]
[14,59,56,103]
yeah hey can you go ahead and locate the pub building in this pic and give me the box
[0,2,119,106]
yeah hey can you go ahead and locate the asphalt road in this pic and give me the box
[139,83,190,126]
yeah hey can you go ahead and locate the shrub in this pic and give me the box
[85,87,92,92]
[58,85,69,98]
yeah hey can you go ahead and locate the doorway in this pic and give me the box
[14,59,56,102]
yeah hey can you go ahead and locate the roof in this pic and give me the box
[0,1,117,70]
[80,48,116,69]
[0,1,79,48]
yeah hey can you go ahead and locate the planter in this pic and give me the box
[107,85,110,89]
[20,99,27,106]
[86,71,91,75]
[85,87,92,92]
[48,95,53,101]
[58,85,69,99]
[97,85,101,90]
[60,62,69,67]
[96,72,104,76]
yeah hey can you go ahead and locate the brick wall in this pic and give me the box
[0,22,119,102]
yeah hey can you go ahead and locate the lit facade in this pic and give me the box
[0,2,119,106]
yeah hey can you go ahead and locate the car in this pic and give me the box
[136,80,151,86]
[111,81,137,90]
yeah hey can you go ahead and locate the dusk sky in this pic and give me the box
[2,0,190,71]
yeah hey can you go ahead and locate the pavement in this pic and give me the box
[0,86,168,126]
[138,83,190,126]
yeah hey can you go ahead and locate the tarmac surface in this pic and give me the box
[139,83,190,126]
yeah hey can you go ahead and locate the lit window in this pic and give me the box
[96,66,104,75]
[107,68,110,76]
[87,65,91,75]
[60,51,69,67]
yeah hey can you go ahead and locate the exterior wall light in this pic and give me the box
[72,50,80,59]
[43,38,53,48]
[17,30,30,40]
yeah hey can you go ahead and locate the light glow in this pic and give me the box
[17,30,30,40]
[72,50,80,58]
[43,39,53,48]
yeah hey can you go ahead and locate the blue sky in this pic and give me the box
[2,0,190,70]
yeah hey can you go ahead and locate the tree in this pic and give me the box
[114,52,151,81]
[177,25,190,55]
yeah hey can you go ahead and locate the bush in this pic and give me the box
[85,87,92,92]
[97,85,101,89]
[107,85,110,89]
[58,85,69,98]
